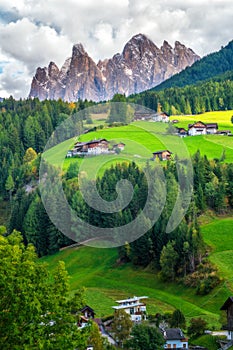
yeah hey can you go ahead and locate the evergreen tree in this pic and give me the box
[170,309,186,329]
[160,241,179,281]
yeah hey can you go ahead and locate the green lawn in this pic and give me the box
[40,217,233,328]
[171,110,233,132]
[201,218,233,289]
[43,118,233,178]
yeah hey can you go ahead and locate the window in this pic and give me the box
[183,344,186,348]
[130,308,134,315]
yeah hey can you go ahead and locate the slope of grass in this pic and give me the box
[201,218,233,291]
[40,218,233,328]
[43,116,233,177]
[191,334,221,350]
[172,110,233,132]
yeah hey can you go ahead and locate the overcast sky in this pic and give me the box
[0,0,233,99]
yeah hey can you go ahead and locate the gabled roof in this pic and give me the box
[188,121,206,129]
[74,139,108,147]
[206,123,218,128]
[153,150,172,155]
[220,297,233,310]
[176,127,187,133]
[80,305,95,313]
[155,112,169,117]
[163,328,186,340]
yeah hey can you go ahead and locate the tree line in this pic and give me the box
[7,151,233,294]
[129,71,233,115]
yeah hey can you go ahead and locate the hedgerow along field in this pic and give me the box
[41,217,233,329]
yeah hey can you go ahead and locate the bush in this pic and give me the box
[184,261,220,295]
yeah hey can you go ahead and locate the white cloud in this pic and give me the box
[0,0,233,98]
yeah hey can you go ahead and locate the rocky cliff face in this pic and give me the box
[29,34,200,102]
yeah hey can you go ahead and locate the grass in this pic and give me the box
[191,334,222,350]
[41,112,233,326]
[43,116,233,178]
[201,218,233,291]
[40,218,233,329]
[172,110,233,132]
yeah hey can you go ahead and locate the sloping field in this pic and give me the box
[41,218,233,329]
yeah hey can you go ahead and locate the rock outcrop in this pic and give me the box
[29,34,200,102]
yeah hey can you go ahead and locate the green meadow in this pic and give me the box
[43,115,233,177]
[41,217,233,329]
[171,110,233,132]
[41,112,233,328]
[201,218,233,290]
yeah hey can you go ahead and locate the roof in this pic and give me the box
[80,305,95,313]
[155,112,169,117]
[74,139,108,147]
[220,297,233,310]
[115,296,148,304]
[153,150,172,155]
[188,121,218,129]
[163,328,186,340]
[206,123,218,128]
[188,121,206,129]
[176,127,187,132]
[112,302,145,310]
[113,143,126,147]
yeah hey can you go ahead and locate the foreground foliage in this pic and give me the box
[0,230,98,349]
[125,323,165,350]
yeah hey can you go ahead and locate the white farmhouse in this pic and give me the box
[188,121,218,136]
[112,296,148,322]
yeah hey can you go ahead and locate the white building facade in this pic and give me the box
[112,296,148,322]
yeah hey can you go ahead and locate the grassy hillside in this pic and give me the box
[43,112,233,176]
[171,110,233,132]
[41,217,233,329]
[202,218,233,290]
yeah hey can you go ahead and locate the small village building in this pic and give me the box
[176,127,188,137]
[220,296,233,341]
[216,130,231,136]
[78,305,95,329]
[151,112,170,123]
[71,139,110,156]
[188,121,218,136]
[163,328,188,349]
[113,142,125,151]
[206,123,218,134]
[66,150,73,157]
[80,305,95,319]
[134,111,154,121]
[134,110,169,122]
[112,296,148,322]
[188,121,207,136]
[152,150,172,161]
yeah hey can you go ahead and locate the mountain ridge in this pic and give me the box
[152,39,233,91]
[29,33,200,102]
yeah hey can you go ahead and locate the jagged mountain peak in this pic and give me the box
[128,33,152,43]
[29,34,200,102]
[72,43,86,56]
[162,40,173,49]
